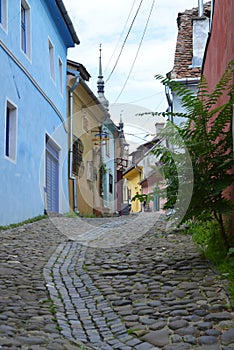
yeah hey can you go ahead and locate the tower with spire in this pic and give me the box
[97,44,109,110]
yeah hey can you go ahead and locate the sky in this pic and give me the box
[63,0,199,150]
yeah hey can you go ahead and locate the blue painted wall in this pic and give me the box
[0,0,76,225]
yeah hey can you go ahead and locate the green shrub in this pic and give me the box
[188,219,234,308]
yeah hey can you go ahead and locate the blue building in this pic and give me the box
[0,0,79,225]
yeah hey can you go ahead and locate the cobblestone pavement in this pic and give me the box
[0,213,234,350]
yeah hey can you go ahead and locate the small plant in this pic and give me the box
[82,264,87,271]
[126,328,142,335]
[227,248,234,257]
[81,213,97,218]
[189,219,234,308]
[64,211,79,218]
[0,214,48,231]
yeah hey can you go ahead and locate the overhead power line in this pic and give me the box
[104,0,137,74]
[114,0,156,104]
[105,0,144,83]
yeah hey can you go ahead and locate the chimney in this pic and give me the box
[198,0,204,17]
[192,1,209,67]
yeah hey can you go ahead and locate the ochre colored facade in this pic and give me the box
[67,61,108,216]
[123,166,143,213]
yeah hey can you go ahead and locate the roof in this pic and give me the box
[123,165,143,178]
[67,60,91,81]
[168,2,211,80]
[139,170,162,186]
[56,0,80,45]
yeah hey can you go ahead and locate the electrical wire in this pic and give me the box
[105,0,144,83]
[113,0,156,104]
[104,0,137,74]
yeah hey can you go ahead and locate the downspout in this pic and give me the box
[135,165,143,212]
[165,85,173,123]
[68,68,80,213]
[173,77,200,84]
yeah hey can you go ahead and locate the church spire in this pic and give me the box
[97,44,109,110]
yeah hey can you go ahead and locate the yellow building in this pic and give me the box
[122,165,143,213]
[67,60,109,216]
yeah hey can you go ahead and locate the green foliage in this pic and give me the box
[152,60,234,247]
[81,213,97,218]
[190,219,234,307]
[188,219,227,260]
[0,214,48,231]
[64,211,79,218]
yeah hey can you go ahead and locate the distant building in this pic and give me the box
[0,0,79,225]
[123,123,166,213]
[166,1,211,124]
[115,115,129,215]
[97,45,119,216]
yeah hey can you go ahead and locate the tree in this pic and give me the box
[136,60,234,249]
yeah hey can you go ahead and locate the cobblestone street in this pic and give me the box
[0,213,234,349]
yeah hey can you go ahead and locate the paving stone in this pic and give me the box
[221,328,234,345]
[204,312,233,322]
[141,329,171,347]
[204,329,221,337]
[169,319,189,330]
[183,334,197,344]
[149,320,167,330]
[196,322,213,331]
[135,341,157,350]
[198,335,219,345]
[176,326,200,337]
[0,213,233,350]
[171,334,183,343]
[163,343,192,350]
[194,345,221,350]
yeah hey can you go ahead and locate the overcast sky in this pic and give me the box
[63,0,199,148]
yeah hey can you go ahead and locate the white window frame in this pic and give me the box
[21,0,31,59]
[48,38,55,81]
[0,0,7,31]
[5,99,18,163]
[58,57,63,95]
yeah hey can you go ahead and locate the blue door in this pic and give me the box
[46,137,59,213]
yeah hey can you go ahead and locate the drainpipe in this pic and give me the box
[68,68,80,213]
[173,77,200,84]
[165,85,173,123]
[135,165,143,212]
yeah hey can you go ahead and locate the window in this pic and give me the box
[48,39,55,81]
[21,0,31,57]
[58,58,63,95]
[105,138,110,156]
[0,0,7,30]
[5,100,17,162]
[72,136,83,176]
[109,173,113,193]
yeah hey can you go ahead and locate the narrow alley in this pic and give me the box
[0,213,233,350]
